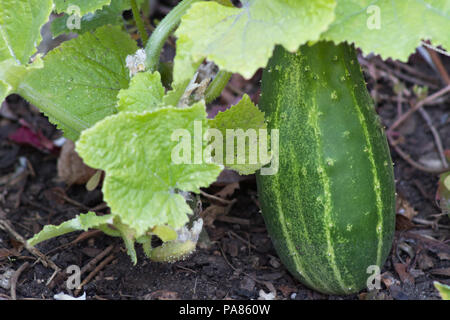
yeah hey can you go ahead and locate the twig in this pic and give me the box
[388,84,450,133]
[216,215,250,225]
[417,106,449,169]
[10,262,30,300]
[228,230,256,249]
[74,254,115,296]
[387,135,447,174]
[200,190,232,205]
[80,245,114,275]
[360,57,439,89]
[390,60,440,84]
[426,47,450,85]
[48,244,114,289]
[0,217,60,272]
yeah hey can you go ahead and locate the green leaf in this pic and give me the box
[50,0,136,37]
[438,171,450,217]
[174,0,336,79]
[0,35,10,62]
[212,0,234,7]
[76,102,222,237]
[117,71,165,112]
[322,0,450,62]
[17,26,138,141]
[434,281,450,300]
[0,80,10,102]
[209,94,270,175]
[164,40,201,107]
[0,0,53,65]
[0,58,42,102]
[53,0,112,16]
[28,212,114,246]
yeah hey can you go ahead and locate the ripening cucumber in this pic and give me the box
[256,41,396,295]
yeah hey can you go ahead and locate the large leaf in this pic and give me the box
[117,71,165,113]
[322,0,450,61]
[209,94,270,174]
[0,59,34,102]
[174,0,336,79]
[53,0,112,16]
[76,102,222,237]
[0,0,53,65]
[17,26,138,141]
[51,0,144,37]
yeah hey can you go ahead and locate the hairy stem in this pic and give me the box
[131,0,149,46]
[145,0,201,72]
[205,70,232,104]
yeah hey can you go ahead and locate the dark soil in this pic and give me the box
[0,2,449,301]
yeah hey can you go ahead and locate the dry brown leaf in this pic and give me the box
[396,196,418,220]
[278,284,297,298]
[57,140,97,185]
[417,251,435,270]
[386,271,399,286]
[200,205,227,226]
[394,263,415,285]
[395,214,415,231]
[0,248,15,260]
[213,169,250,186]
[215,182,240,199]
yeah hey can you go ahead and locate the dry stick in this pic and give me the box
[417,107,449,169]
[427,47,450,85]
[80,245,114,275]
[360,57,439,89]
[388,84,450,133]
[200,190,232,205]
[391,60,440,84]
[49,245,114,289]
[0,218,60,272]
[74,254,115,296]
[228,230,257,249]
[10,262,30,300]
[387,135,446,174]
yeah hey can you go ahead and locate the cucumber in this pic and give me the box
[256,41,396,295]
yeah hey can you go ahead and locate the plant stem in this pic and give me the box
[131,0,149,46]
[145,0,201,72]
[205,70,232,104]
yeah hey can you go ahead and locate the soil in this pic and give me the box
[0,3,449,301]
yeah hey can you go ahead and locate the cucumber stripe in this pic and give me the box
[343,58,384,266]
[310,91,347,292]
[271,85,329,291]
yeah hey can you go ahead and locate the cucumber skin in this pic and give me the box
[256,42,396,295]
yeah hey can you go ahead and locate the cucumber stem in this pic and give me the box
[130,0,149,46]
[205,70,232,104]
[145,0,201,72]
